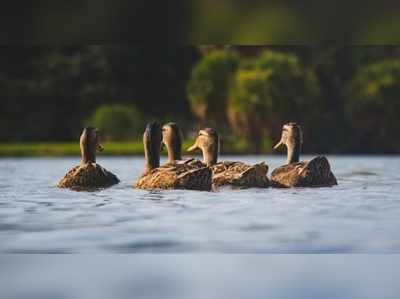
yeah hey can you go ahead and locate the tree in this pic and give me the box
[227,50,321,152]
[347,59,400,152]
[187,49,239,126]
[87,104,145,141]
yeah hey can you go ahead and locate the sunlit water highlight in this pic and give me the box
[0,155,399,253]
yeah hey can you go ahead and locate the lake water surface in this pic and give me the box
[1,155,399,253]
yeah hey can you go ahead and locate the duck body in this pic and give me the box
[135,159,212,191]
[58,162,120,190]
[271,156,337,188]
[57,127,119,191]
[272,122,337,188]
[187,128,269,189]
[211,161,269,188]
[135,122,213,191]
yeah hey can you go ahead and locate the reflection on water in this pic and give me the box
[0,156,400,253]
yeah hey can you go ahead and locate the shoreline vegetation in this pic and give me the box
[1,142,399,157]
[2,46,400,154]
[0,142,145,157]
[0,140,262,157]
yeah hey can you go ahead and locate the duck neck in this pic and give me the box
[80,143,96,164]
[166,141,182,164]
[144,147,160,173]
[203,145,218,166]
[144,138,160,172]
[287,141,301,164]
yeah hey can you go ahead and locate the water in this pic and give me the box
[0,155,400,253]
[1,255,400,299]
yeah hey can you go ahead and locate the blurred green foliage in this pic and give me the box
[227,50,320,151]
[0,139,244,157]
[0,142,144,157]
[2,46,400,154]
[2,0,400,44]
[187,46,400,153]
[187,49,238,125]
[188,0,400,43]
[87,104,145,141]
[347,59,400,152]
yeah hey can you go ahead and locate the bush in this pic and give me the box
[347,59,400,152]
[227,50,321,152]
[87,104,145,141]
[227,69,271,152]
[187,49,239,125]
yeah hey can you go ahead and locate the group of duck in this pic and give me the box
[57,122,337,191]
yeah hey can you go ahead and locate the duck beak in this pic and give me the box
[187,140,199,152]
[273,140,283,150]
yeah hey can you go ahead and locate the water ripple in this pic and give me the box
[0,156,400,253]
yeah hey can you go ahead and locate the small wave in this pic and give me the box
[240,223,280,232]
[343,171,379,177]
[104,240,190,253]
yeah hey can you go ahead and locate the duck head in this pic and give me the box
[143,122,162,173]
[274,122,303,164]
[162,122,182,164]
[187,128,219,166]
[80,127,104,164]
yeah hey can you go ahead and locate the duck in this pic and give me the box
[57,127,120,190]
[187,128,269,189]
[161,122,204,167]
[271,122,337,188]
[135,122,212,191]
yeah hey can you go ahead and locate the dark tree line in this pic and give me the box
[0,46,199,141]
